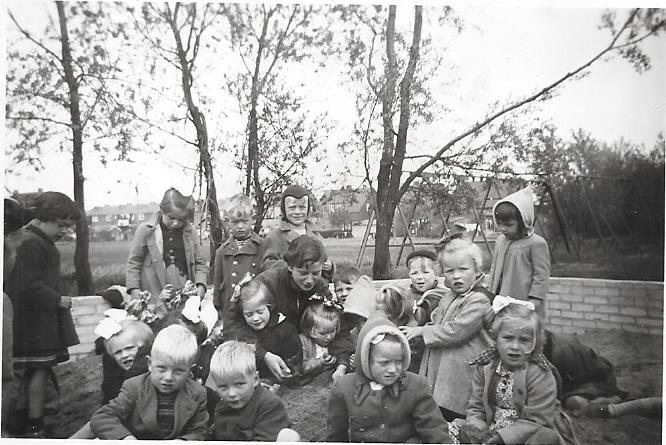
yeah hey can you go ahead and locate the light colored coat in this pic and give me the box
[488,186,551,302]
[419,286,493,414]
[466,360,564,445]
[125,211,207,303]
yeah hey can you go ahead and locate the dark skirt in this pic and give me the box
[13,348,69,369]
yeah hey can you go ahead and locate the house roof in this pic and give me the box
[319,188,372,214]
[87,203,158,215]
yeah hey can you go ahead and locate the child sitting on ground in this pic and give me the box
[233,278,303,380]
[214,193,265,321]
[455,297,577,445]
[327,316,450,443]
[399,237,494,422]
[403,249,443,325]
[488,186,551,318]
[70,315,155,439]
[299,298,352,382]
[91,325,209,440]
[333,265,362,304]
[208,341,299,441]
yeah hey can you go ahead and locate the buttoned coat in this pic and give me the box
[465,360,563,445]
[213,232,265,317]
[91,372,209,440]
[419,286,493,414]
[126,211,207,303]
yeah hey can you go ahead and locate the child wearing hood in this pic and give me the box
[327,316,450,443]
[488,186,550,318]
[261,184,334,280]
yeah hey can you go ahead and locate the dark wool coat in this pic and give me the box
[211,384,291,441]
[254,312,303,378]
[6,225,79,356]
[543,330,628,401]
[260,219,325,271]
[223,263,333,361]
[91,373,209,440]
[213,232,265,317]
[327,317,450,443]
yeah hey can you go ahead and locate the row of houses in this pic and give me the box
[13,179,527,241]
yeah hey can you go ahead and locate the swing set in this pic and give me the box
[354,172,647,269]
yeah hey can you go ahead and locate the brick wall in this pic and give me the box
[66,277,663,362]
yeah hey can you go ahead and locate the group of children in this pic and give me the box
[3,184,629,443]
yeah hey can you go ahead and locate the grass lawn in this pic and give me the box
[56,236,664,294]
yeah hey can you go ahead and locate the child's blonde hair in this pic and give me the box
[437,237,483,272]
[209,341,256,382]
[407,256,441,274]
[104,319,154,357]
[300,301,340,337]
[226,193,253,220]
[151,324,198,365]
[490,303,543,357]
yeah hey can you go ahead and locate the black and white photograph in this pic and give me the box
[2,0,664,442]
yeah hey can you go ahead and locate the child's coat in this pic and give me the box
[91,372,209,440]
[466,360,572,445]
[126,211,207,304]
[211,384,291,441]
[327,316,450,443]
[419,285,493,415]
[488,187,550,301]
[213,232,265,317]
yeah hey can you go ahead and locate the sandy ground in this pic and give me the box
[9,329,661,443]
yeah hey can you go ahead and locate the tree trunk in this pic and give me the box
[57,1,93,295]
[372,5,422,279]
[167,5,224,277]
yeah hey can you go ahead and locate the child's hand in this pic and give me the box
[331,364,346,383]
[159,284,175,301]
[123,434,138,440]
[58,296,72,309]
[264,352,291,381]
[458,423,484,444]
[322,259,334,272]
[322,352,337,367]
[480,429,503,444]
[398,326,422,340]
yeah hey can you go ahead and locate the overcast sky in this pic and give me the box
[3,1,665,209]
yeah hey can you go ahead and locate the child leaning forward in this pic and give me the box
[91,325,209,440]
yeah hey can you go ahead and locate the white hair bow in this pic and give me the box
[94,308,131,339]
[181,295,202,324]
[492,295,535,314]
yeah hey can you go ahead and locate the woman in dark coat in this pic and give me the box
[5,191,80,437]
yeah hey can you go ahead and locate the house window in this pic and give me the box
[105,215,112,222]
[139,213,145,221]
[91,215,99,223]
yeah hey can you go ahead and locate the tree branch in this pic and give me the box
[7,114,71,127]
[8,10,63,63]
[398,8,647,198]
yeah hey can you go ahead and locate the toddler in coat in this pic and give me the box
[488,186,551,317]
[91,325,209,440]
[399,237,493,421]
[455,296,578,445]
[208,341,298,441]
[327,316,450,443]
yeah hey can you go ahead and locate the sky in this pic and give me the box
[3,1,665,210]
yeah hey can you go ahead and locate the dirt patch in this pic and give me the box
[22,329,662,443]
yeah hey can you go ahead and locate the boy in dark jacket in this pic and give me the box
[208,341,299,441]
[327,316,450,443]
[214,193,265,320]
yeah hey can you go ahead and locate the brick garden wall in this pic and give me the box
[67,277,663,362]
